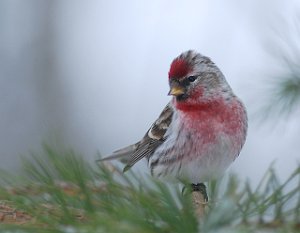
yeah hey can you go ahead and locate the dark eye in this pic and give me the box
[187,76,197,82]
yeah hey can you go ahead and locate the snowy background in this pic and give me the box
[1,0,299,185]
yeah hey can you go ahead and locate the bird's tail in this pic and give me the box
[97,144,136,164]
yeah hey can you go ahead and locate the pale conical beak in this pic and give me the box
[168,86,185,96]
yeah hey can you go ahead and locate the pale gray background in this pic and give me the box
[0,0,299,185]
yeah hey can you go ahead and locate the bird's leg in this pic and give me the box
[191,183,208,202]
[181,183,208,217]
[190,183,208,218]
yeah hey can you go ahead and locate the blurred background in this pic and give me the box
[0,0,299,185]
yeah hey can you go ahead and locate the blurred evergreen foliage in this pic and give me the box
[0,145,299,232]
[263,14,300,119]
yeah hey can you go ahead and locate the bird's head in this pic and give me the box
[168,50,230,105]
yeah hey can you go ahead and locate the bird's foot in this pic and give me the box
[191,183,208,202]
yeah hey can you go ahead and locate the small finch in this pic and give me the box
[100,50,247,198]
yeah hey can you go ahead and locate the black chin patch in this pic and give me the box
[176,94,188,101]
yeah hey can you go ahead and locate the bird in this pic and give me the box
[99,50,247,200]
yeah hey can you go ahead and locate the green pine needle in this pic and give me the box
[0,145,299,233]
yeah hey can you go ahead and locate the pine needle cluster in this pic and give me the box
[0,145,299,233]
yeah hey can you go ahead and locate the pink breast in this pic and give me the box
[175,97,247,148]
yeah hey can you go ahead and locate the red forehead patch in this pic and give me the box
[168,59,190,79]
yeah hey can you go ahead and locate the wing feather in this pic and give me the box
[123,103,173,170]
[98,103,173,170]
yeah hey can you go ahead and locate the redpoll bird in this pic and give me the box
[100,50,247,199]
